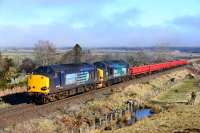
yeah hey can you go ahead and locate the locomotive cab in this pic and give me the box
[28,63,97,104]
[27,74,50,95]
[94,60,129,87]
[27,66,52,97]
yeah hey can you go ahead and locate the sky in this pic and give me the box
[0,0,200,47]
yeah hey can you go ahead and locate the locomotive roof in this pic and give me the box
[94,60,129,68]
[50,63,87,69]
[51,63,95,71]
[33,63,95,75]
[104,60,128,64]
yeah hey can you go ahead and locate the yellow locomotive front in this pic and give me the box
[27,74,50,95]
[27,66,53,103]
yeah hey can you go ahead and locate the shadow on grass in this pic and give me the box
[1,92,31,105]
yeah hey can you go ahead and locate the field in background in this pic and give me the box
[1,47,200,65]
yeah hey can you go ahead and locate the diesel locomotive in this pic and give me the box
[27,59,187,104]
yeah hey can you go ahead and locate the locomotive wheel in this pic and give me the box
[33,94,45,104]
[102,82,106,88]
[42,96,48,104]
[106,81,110,87]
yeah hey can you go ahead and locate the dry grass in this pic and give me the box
[3,119,59,133]
[0,102,10,109]
[123,69,190,102]
[105,70,200,133]
[194,92,200,105]
[108,104,200,133]
[70,69,191,130]
[155,78,199,103]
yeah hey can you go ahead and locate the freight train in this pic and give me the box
[27,59,188,104]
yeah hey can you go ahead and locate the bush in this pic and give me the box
[19,58,36,73]
[18,80,27,87]
[0,79,27,90]
[0,80,8,90]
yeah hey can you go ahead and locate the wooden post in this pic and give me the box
[110,113,113,121]
[105,115,108,126]
[93,118,96,129]
[99,118,102,126]
[120,109,123,118]
[113,112,116,120]
[79,127,82,133]
[127,102,130,111]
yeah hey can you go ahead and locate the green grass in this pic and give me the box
[158,78,199,102]
[108,104,200,133]
[0,102,10,109]
[106,77,200,133]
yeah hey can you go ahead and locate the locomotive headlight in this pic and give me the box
[41,87,47,91]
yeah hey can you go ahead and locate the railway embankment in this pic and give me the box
[2,68,196,133]
[0,87,27,109]
[107,71,200,133]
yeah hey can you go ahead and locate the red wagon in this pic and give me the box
[129,59,188,76]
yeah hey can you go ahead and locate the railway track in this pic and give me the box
[0,66,187,129]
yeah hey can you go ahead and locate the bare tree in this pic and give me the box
[34,40,57,66]
[19,58,36,73]
[81,49,92,63]
[60,50,74,64]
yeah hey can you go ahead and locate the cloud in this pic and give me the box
[173,15,200,28]
[0,0,200,47]
[0,0,143,47]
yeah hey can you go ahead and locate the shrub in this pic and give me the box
[18,80,27,87]
[0,80,8,90]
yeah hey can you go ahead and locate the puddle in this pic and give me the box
[95,103,155,131]
[135,109,153,120]
[126,108,154,126]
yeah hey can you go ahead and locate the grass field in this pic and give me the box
[109,104,200,133]
[156,78,199,103]
[108,75,200,133]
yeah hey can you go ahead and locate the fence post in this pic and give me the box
[99,117,102,127]
[79,127,82,133]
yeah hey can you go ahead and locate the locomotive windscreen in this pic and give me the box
[33,66,54,75]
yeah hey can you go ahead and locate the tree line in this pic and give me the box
[22,41,172,73]
[21,41,91,74]
[0,40,172,89]
[0,41,89,88]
